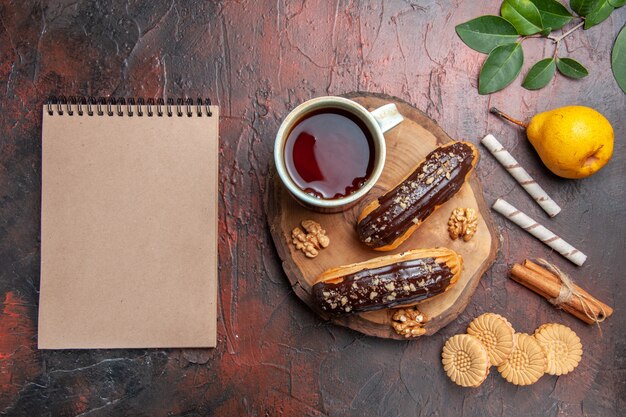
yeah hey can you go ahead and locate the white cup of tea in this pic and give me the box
[274,96,404,213]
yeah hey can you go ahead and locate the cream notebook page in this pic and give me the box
[39,100,218,348]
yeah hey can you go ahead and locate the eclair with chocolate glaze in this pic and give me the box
[312,248,462,316]
[357,142,479,251]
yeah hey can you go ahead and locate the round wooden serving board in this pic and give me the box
[266,93,498,340]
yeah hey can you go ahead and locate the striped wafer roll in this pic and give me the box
[492,199,587,266]
[481,134,561,217]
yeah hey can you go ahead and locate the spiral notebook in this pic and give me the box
[39,97,219,349]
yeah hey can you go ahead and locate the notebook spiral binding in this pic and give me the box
[46,96,213,117]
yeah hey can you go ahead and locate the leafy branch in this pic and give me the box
[455,0,626,94]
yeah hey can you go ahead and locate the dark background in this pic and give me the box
[1,1,624,416]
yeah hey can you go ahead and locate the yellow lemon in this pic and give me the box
[526,106,614,179]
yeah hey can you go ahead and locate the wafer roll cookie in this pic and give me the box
[481,134,560,217]
[492,199,587,266]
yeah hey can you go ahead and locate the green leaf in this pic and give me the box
[455,16,520,53]
[522,58,556,89]
[540,27,553,36]
[501,0,544,35]
[612,25,626,93]
[608,0,625,7]
[479,43,524,94]
[556,57,589,78]
[584,1,614,28]
[529,0,573,30]
[570,0,601,15]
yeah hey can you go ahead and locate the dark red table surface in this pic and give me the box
[1,1,624,416]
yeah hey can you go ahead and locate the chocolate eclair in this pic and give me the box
[312,248,462,316]
[357,142,479,251]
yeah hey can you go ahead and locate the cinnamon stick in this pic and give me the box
[510,264,592,324]
[524,260,606,307]
[509,261,613,325]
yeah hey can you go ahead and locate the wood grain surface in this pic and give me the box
[0,1,624,416]
[267,93,498,339]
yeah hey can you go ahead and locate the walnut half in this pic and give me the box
[301,219,330,249]
[391,307,427,338]
[448,207,478,242]
[291,220,330,258]
[291,227,318,258]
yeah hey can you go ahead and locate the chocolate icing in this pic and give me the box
[357,142,476,248]
[312,257,454,316]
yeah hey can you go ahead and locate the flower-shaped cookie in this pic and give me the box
[534,323,583,376]
[467,313,515,366]
[442,334,490,387]
[497,333,546,386]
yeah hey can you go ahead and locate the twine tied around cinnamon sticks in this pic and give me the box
[535,258,608,325]
[510,259,613,326]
